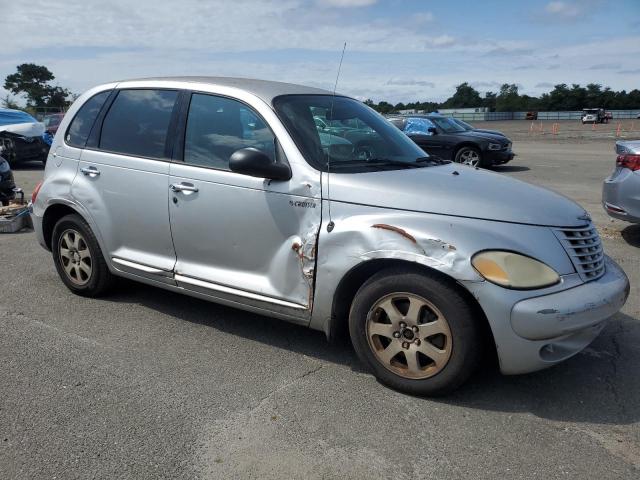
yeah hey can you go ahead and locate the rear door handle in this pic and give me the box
[80,166,100,177]
[170,182,199,194]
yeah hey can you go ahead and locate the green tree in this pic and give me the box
[1,94,20,109]
[441,82,482,108]
[495,84,524,112]
[482,91,497,111]
[4,63,72,109]
[375,101,395,114]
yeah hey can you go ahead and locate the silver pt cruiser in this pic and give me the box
[31,77,630,395]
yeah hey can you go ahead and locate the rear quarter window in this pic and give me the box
[99,89,178,159]
[65,91,111,148]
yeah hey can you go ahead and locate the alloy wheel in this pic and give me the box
[458,149,480,167]
[366,293,452,379]
[58,229,92,286]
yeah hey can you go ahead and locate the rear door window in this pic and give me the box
[99,89,178,159]
[66,91,111,147]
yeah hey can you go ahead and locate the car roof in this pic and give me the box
[114,76,334,104]
[388,114,444,119]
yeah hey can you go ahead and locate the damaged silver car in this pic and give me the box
[31,78,630,395]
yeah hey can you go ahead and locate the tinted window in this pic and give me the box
[66,91,110,147]
[184,93,276,170]
[100,89,178,159]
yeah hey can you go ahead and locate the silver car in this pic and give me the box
[603,140,640,223]
[31,77,630,395]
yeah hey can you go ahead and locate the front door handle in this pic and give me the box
[170,182,199,194]
[80,166,100,177]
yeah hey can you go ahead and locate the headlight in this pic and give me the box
[471,251,560,289]
[488,143,502,150]
[0,159,9,173]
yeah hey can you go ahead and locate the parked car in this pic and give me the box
[603,140,640,223]
[0,108,50,166]
[450,118,508,138]
[42,113,65,135]
[32,77,629,395]
[525,111,538,121]
[387,115,514,168]
[581,108,609,124]
[0,146,17,206]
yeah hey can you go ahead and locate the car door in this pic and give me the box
[168,92,321,321]
[72,88,180,284]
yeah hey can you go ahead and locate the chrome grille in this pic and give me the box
[555,225,605,282]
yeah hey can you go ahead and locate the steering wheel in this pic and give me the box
[355,143,375,161]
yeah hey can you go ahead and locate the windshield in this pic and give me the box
[430,117,466,133]
[453,118,473,130]
[273,95,436,172]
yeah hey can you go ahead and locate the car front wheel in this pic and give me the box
[349,268,482,396]
[454,146,483,168]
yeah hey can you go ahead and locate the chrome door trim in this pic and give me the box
[112,257,173,276]
[174,274,308,310]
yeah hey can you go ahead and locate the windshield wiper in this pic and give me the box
[416,156,451,165]
[329,158,422,169]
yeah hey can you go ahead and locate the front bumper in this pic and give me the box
[485,149,514,165]
[463,256,629,375]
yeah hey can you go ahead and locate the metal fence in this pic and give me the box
[437,110,640,121]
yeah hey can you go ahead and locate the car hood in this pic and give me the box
[473,128,507,137]
[0,121,45,138]
[328,163,588,227]
[456,130,509,143]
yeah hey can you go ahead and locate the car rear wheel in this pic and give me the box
[52,214,114,297]
[349,268,482,396]
[454,146,483,168]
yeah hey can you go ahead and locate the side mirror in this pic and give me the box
[229,148,291,181]
[428,127,438,135]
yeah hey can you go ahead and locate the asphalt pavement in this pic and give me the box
[1,138,639,479]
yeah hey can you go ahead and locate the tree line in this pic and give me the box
[365,82,640,114]
[3,63,639,116]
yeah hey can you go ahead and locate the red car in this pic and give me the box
[42,113,65,134]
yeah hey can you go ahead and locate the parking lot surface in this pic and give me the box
[1,121,639,479]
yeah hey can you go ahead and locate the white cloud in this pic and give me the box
[413,12,435,23]
[320,0,376,7]
[386,79,435,88]
[429,35,456,47]
[2,0,449,55]
[545,1,581,16]
[1,1,637,104]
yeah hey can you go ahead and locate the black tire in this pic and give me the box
[454,146,484,168]
[349,268,482,396]
[51,213,114,297]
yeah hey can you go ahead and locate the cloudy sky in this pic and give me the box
[2,0,639,104]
